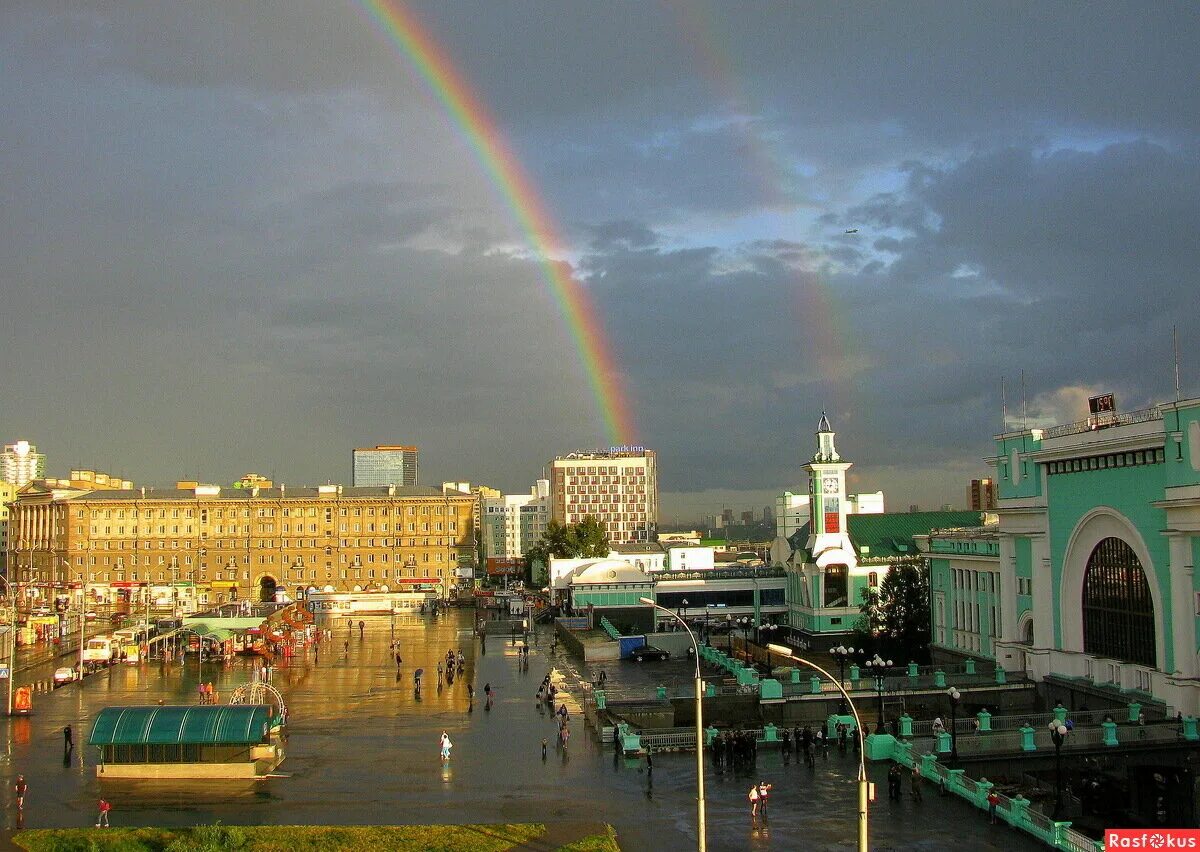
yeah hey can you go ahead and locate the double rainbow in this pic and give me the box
[357,0,634,446]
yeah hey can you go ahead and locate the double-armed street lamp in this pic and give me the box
[946,686,962,761]
[640,597,706,852]
[758,622,780,672]
[863,654,894,731]
[830,645,858,713]
[1049,720,1069,818]
[768,642,870,852]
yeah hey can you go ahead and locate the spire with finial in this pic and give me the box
[815,411,839,462]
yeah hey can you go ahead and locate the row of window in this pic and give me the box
[561,467,646,477]
[78,536,460,551]
[80,504,461,521]
[1046,447,1165,476]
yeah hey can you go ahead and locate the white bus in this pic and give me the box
[82,636,116,665]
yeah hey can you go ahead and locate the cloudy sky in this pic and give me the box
[2,2,1197,521]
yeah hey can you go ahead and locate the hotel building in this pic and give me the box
[548,448,657,544]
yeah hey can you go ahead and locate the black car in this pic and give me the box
[631,645,670,662]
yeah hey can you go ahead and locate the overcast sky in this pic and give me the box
[2,2,1197,521]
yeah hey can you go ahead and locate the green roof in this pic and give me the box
[88,705,271,747]
[848,511,983,560]
[787,511,983,563]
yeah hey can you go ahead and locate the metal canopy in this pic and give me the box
[88,704,271,746]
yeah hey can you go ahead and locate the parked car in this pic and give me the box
[53,666,78,687]
[631,645,671,662]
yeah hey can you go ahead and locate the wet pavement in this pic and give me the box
[0,610,1043,849]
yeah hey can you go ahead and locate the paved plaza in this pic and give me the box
[0,610,1044,849]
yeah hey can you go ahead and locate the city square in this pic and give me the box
[0,610,1042,850]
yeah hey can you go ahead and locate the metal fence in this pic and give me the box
[900,747,1102,851]
[909,706,1167,736]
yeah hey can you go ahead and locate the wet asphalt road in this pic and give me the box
[0,610,1043,850]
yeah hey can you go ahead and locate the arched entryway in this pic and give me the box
[1082,537,1156,667]
[258,575,278,603]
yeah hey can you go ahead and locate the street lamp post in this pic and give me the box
[946,686,962,761]
[769,642,870,852]
[1049,720,1068,818]
[863,655,894,732]
[639,597,706,852]
[735,616,751,659]
[759,623,779,672]
[831,645,857,713]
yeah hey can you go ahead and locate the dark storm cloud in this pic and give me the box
[2,2,1198,517]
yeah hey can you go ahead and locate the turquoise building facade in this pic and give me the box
[936,395,1200,714]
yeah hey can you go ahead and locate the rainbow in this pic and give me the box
[356,0,634,445]
[664,0,855,399]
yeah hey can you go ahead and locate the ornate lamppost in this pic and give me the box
[1049,720,1069,818]
[946,686,962,761]
[863,654,894,731]
[759,622,780,672]
[831,645,857,713]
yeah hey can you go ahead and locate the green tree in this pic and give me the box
[853,561,931,663]
[523,517,610,584]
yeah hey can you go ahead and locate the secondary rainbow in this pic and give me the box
[356,0,634,445]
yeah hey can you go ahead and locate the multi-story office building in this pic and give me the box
[481,481,550,565]
[968,477,997,510]
[925,393,1200,715]
[548,448,657,544]
[7,480,476,608]
[0,481,15,577]
[352,445,418,487]
[1,441,45,487]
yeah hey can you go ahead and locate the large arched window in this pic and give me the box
[1082,537,1155,667]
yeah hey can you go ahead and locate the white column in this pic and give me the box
[1167,533,1196,678]
[1032,535,1055,649]
[997,534,1019,641]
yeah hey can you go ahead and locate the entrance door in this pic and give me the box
[258,576,278,603]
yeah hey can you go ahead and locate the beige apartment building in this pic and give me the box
[6,480,476,606]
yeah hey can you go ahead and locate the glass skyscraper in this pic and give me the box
[352,445,418,487]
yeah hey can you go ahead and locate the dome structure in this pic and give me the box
[569,558,652,585]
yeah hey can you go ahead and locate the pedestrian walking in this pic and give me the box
[748,783,759,816]
[14,775,27,810]
[439,731,453,761]
[96,798,111,827]
[542,738,548,760]
[910,764,923,801]
[64,725,74,750]
[756,781,772,815]
[358,620,365,639]
[987,790,1000,823]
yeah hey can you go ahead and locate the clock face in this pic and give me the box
[822,476,839,495]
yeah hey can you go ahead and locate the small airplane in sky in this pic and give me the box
[844,228,859,234]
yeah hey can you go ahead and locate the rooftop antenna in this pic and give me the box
[1020,370,1029,454]
[1001,376,1008,433]
[1174,325,1182,400]
[1021,370,1028,431]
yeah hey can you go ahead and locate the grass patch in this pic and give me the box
[556,825,621,852]
[15,824,549,852]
